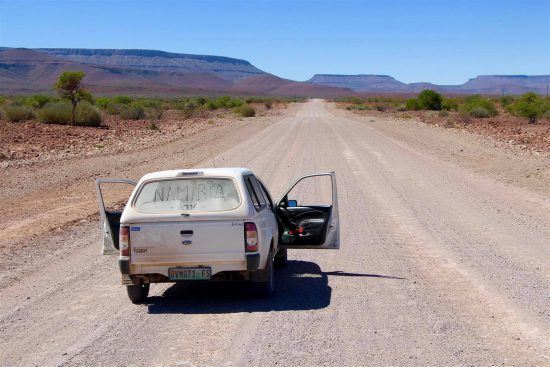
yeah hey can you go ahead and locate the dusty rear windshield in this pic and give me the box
[134,178,241,213]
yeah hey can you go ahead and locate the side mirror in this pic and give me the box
[287,199,298,207]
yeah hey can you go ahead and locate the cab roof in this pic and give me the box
[139,167,254,182]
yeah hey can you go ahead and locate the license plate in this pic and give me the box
[169,267,211,281]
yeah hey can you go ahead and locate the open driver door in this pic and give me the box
[276,172,339,249]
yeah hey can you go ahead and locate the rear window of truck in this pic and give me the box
[133,178,241,213]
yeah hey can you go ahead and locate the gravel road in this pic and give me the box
[1,100,548,366]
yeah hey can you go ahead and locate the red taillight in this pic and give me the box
[244,222,258,252]
[120,225,130,256]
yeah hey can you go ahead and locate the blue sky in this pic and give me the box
[0,0,548,84]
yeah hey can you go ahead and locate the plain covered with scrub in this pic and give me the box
[0,93,304,126]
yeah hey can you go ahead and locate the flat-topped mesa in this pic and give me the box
[307,74,406,92]
[35,48,266,81]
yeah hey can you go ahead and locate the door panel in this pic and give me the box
[276,172,339,249]
[95,178,137,255]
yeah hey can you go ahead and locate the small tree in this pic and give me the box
[510,92,543,124]
[55,71,91,125]
[417,89,443,110]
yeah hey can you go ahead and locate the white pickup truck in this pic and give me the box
[96,168,339,303]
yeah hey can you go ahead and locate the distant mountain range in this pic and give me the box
[307,74,550,95]
[0,48,547,96]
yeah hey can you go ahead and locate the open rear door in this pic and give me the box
[95,178,137,255]
[276,172,339,249]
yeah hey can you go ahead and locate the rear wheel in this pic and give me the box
[126,284,150,304]
[255,248,276,298]
[274,248,288,268]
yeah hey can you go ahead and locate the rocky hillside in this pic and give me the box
[308,74,550,95]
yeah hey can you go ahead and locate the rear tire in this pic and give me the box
[126,284,150,304]
[274,248,288,268]
[256,248,276,298]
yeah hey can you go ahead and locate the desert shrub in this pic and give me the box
[405,98,420,110]
[442,98,459,111]
[146,108,163,120]
[38,101,101,126]
[180,102,197,118]
[95,97,112,109]
[24,95,57,109]
[207,96,244,110]
[233,104,255,117]
[195,96,208,105]
[105,103,127,115]
[38,102,72,124]
[461,95,498,118]
[509,92,544,124]
[469,106,491,118]
[438,110,449,117]
[134,98,162,109]
[75,101,102,126]
[375,104,387,112]
[499,95,515,107]
[112,95,133,105]
[543,109,550,119]
[265,101,272,110]
[205,99,218,110]
[0,96,5,105]
[120,104,145,120]
[348,97,365,105]
[3,105,35,122]
[416,89,443,110]
[396,104,407,112]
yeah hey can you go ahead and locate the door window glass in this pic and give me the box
[287,175,333,207]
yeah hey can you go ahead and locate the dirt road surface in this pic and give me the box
[1,100,549,366]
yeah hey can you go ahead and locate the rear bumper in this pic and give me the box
[119,253,263,282]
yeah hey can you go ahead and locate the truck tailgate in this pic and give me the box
[129,220,244,265]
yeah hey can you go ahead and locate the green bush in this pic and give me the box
[233,104,255,117]
[3,105,35,122]
[95,97,112,109]
[120,104,145,120]
[105,103,127,115]
[461,95,498,118]
[442,98,459,111]
[38,101,101,126]
[75,101,102,126]
[0,95,5,105]
[38,102,72,124]
[146,108,163,121]
[499,95,515,107]
[24,95,57,109]
[181,102,197,118]
[509,92,544,124]
[206,96,244,110]
[469,106,491,118]
[416,90,443,110]
[134,98,162,109]
[405,98,420,110]
[112,95,133,105]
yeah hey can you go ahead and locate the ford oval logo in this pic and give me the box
[182,240,192,246]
